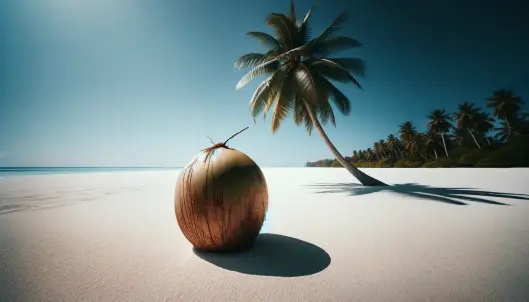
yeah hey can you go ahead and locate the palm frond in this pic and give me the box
[312,12,349,44]
[294,63,318,104]
[246,32,281,52]
[326,58,365,76]
[234,53,267,70]
[318,101,336,127]
[310,58,362,89]
[266,13,296,50]
[294,95,314,135]
[296,0,319,44]
[271,69,296,133]
[263,67,289,120]
[249,78,272,118]
[316,75,351,115]
[311,36,362,58]
[236,59,280,90]
[289,0,296,23]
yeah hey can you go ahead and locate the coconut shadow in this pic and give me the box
[193,233,331,277]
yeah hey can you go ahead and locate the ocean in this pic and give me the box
[0,167,181,177]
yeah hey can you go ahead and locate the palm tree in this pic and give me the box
[398,121,417,143]
[427,109,452,157]
[352,150,359,162]
[452,102,481,148]
[234,1,386,186]
[450,127,467,146]
[424,130,440,159]
[373,142,381,161]
[386,134,403,159]
[365,148,374,163]
[377,139,388,158]
[473,112,495,145]
[486,89,524,136]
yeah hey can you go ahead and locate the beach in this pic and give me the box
[1,168,529,301]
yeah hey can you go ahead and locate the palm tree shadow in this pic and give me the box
[193,233,331,277]
[306,183,529,206]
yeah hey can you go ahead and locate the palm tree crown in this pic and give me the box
[235,2,365,133]
[452,102,480,129]
[427,109,452,133]
[485,89,524,120]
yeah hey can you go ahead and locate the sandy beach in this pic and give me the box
[1,168,529,301]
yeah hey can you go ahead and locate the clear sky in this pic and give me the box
[1,0,528,167]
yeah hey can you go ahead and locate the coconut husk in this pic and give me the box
[174,126,268,253]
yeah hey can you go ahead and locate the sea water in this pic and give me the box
[0,167,180,178]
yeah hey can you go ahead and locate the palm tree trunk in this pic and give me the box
[484,135,491,146]
[303,101,387,186]
[440,132,449,157]
[433,148,438,159]
[396,146,404,159]
[468,129,481,148]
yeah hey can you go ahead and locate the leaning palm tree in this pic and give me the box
[485,89,524,136]
[427,109,452,157]
[452,102,481,148]
[235,1,386,186]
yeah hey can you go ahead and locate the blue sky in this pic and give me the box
[0,0,528,167]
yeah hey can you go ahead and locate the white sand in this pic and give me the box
[1,168,529,301]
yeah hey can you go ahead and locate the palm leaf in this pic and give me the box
[263,66,289,120]
[294,95,314,135]
[234,53,267,70]
[236,59,280,90]
[318,101,337,127]
[266,13,296,50]
[249,79,272,118]
[311,36,362,58]
[316,74,351,115]
[289,0,296,23]
[326,58,365,76]
[246,32,281,52]
[294,63,318,104]
[310,59,362,89]
[271,69,296,132]
[312,12,349,44]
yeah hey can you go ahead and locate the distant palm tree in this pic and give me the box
[373,142,381,161]
[494,115,529,142]
[427,109,452,157]
[235,1,385,186]
[364,148,374,162]
[494,121,511,143]
[424,130,440,159]
[399,121,417,143]
[486,89,524,137]
[473,112,495,145]
[452,102,481,148]
[450,127,467,146]
[378,139,388,158]
[352,150,359,162]
[386,134,403,159]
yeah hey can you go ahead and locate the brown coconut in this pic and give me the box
[174,127,268,253]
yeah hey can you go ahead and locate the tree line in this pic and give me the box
[307,89,529,168]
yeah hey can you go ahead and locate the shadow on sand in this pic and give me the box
[193,233,330,277]
[307,183,529,206]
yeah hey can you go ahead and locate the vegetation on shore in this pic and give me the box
[307,89,529,168]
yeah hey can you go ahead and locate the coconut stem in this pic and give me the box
[223,126,249,145]
[201,126,250,163]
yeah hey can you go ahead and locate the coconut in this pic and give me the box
[174,127,268,253]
